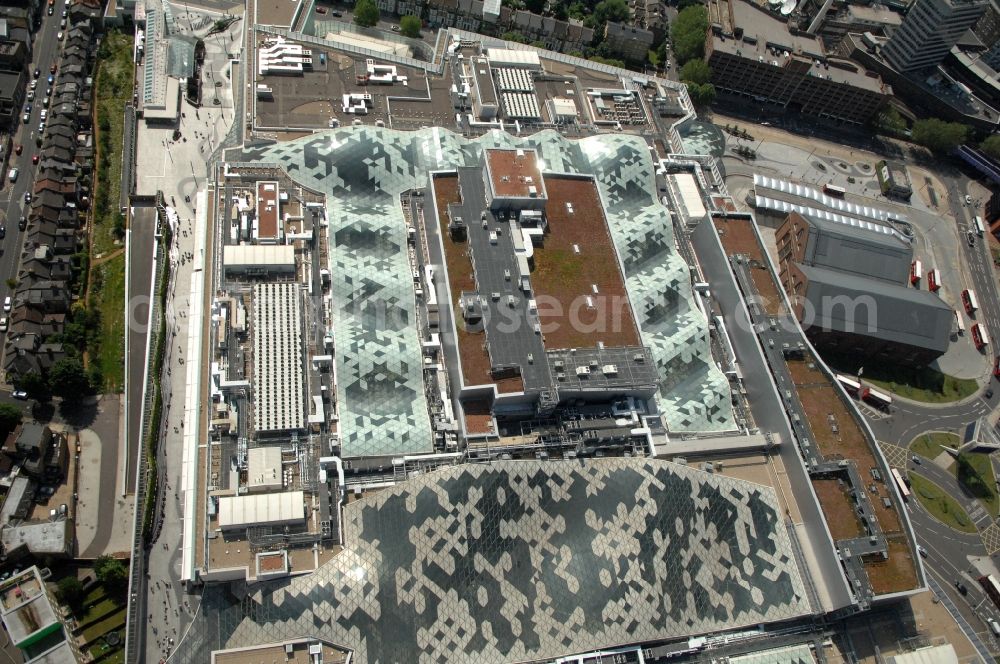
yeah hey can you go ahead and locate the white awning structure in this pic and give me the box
[753,174,908,224]
[218,491,305,530]
[753,195,910,243]
[671,173,707,220]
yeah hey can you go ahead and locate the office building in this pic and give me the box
[775,212,952,366]
[706,0,890,125]
[881,0,987,71]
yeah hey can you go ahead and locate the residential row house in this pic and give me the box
[370,0,595,52]
[4,17,92,383]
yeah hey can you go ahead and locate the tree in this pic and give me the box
[353,0,379,27]
[399,14,421,37]
[94,555,128,589]
[501,31,529,43]
[981,134,1000,161]
[686,82,716,107]
[48,357,92,399]
[671,5,708,64]
[679,58,711,85]
[56,576,85,608]
[524,0,546,13]
[911,118,969,154]
[594,0,630,25]
[0,404,21,439]
[16,372,49,401]
[589,55,627,68]
[875,105,906,135]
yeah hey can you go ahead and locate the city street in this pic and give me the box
[0,0,70,380]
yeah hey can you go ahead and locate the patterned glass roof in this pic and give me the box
[172,458,812,663]
[242,127,733,458]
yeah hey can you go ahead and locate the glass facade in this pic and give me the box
[241,127,733,453]
[172,458,811,663]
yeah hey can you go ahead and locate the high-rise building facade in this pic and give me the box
[882,0,987,71]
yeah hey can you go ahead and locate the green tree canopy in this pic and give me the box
[17,372,49,401]
[679,58,712,85]
[0,404,21,439]
[56,576,85,608]
[671,5,708,64]
[501,31,529,43]
[353,0,380,27]
[875,105,906,134]
[686,82,716,107]
[911,118,969,154]
[48,357,92,399]
[94,555,128,589]
[594,0,630,25]
[981,134,1000,161]
[399,14,421,37]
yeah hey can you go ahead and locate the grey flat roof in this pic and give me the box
[454,167,551,392]
[799,263,953,353]
[547,346,658,393]
[801,213,912,284]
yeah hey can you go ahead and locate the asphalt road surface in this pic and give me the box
[0,0,69,374]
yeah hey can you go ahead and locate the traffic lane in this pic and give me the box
[910,505,999,636]
[866,397,989,447]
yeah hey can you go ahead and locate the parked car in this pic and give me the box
[57,31,62,40]
[29,79,36,90]
[7,168,17,183]
[33,68,40,78]
[14,144,21,155]
[3,297,11,313]
[11,390,27,400]
[47,5,53,14]
[46,74,53,85]
[966,194,973,205]
[18,217,26,231]
[332,9,342,15]
[21,113,28,124]
[0,226,6,239]
[0,317,8,332]
[26,90,34,101]
[23,192,31,204]
[49,64,56,74]
[31,155,38,165]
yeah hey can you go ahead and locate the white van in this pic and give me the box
[3,297,11,313]
[989,619,1000,637]
[7,168,17,183]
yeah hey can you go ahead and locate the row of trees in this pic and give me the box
[354,0,423,36]
[671,5,716,108]
[876,106,1000,159]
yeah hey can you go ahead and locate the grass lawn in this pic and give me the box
[908,472,978,533]
[823,352,977,403]
[955,452,999,518]
[80,608,126,644]
[91,256,126,391]
[88,30,133,393]
[910,432,960,460]
[76,597,123,627]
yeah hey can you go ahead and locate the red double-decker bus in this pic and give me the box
[963,289,979,314]
[927,269,941,292]
[910,260,922,285]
